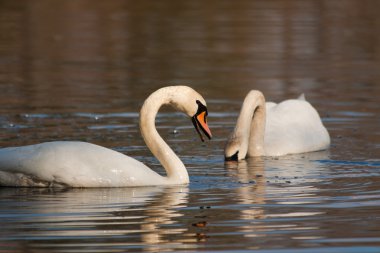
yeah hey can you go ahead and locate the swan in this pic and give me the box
[0,86,212,187]
[224,90,330,160]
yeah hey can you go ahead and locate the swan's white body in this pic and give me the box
[0,86,211,187]
[225,91,330,160]
[0,142,168,187]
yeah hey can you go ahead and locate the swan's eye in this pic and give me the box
[195,100,207,115]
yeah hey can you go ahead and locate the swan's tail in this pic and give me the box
[298,93,306,101]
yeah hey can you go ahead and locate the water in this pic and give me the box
[0,0,380,252]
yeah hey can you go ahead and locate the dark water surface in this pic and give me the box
[1,0,380,252]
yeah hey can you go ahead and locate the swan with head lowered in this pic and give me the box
[225,90,330,161]
[0,86,212,187]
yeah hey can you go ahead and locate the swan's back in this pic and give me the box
[0,141,164,187]
[264,99,330,156]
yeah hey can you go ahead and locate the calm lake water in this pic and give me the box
[1,0,380,252]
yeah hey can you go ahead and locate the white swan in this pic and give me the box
[224,90,330,160]
[0,86,212,187]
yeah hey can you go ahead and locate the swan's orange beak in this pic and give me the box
[197,111,212,139]
[192,111,212,142]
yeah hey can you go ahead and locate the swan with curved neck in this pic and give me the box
[0,86,212,187]
[225,90,330,160]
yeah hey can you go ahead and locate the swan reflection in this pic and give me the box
[226,151,330,238]
[226,157,266,238]
[0,186,189,251]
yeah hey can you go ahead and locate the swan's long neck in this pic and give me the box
[139,88,189,184]
[235,90,266,157]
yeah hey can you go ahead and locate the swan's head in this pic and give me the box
[224,133,247,161]
[166,86,212,142]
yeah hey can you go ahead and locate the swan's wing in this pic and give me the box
[0,141,165,187]
[264,99,330,156]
